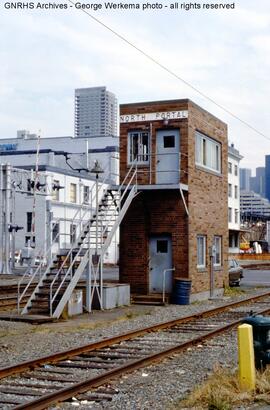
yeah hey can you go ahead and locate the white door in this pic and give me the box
[149,236,173,293]
[156,130,180,184]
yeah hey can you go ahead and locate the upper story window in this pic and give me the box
[70,183,77,203]
[228,183,232,197]
[195,131,221,174]
[228,162,232,174]
[234,164,238,176]
[83,186,90,203]
[234,185,238,199]
[228,207,232,223]
[128,131,149,165]
[52,180,60,201]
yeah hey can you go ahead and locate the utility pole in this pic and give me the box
[31,132,41,249]
[0,165,3,274]
[4,164,11,274]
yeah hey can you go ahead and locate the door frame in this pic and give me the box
[156,129,180,184]
[148,234,173,293]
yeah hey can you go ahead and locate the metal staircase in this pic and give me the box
[17,163,138,318]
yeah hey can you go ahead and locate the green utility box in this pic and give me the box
[242,315,270,370]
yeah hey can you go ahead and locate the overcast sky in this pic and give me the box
[0,0,269,172]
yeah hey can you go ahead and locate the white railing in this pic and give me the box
[18,195,93,314]
[17,218,60,313]
[163,268,175,305]
[99,162,138,248]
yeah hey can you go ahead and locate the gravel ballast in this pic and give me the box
[0,288,269,409]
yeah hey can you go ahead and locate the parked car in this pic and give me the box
[229,259,244,286]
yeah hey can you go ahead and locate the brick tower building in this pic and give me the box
[119,99,228,301]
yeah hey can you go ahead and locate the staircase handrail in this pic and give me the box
[17,218,61,313]
[99,163,138,243]
[18,195,93,314]
[49,241,88,316]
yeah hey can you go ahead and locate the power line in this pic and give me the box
[66,0,270,143]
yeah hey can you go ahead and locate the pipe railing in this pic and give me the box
[17,218,61,313]
[98,162,138,245]
[18,192,94,314]
[163,268,175,305]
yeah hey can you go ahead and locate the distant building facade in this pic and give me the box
[265,155,270,202]
[0,133,120,268]
[250,167,265,197]
[241,191,270,219]
[75,86,118,138]
[240,168,251,191]
[228,144,243,253]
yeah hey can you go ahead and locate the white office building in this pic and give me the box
[75,87,118,138]
[228,144,243,253]
[0,133,120,270]
[240,191,270,218]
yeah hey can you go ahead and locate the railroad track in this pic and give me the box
[0,295,31,312]
[1,291,270,409]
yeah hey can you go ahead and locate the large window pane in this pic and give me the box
[197,235,206,268]
[195,131,221,173]
[128,132,149,164]
[214,236,222,266]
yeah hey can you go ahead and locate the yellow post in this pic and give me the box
[238,323,256,390]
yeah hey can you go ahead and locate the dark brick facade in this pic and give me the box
[119,99,228,297]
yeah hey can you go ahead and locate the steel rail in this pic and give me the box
[0,291,270,381]
[12,303,270,410]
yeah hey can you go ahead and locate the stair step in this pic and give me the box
[132,300,165,306]
[28,308,50,315]
[132,294,169,306]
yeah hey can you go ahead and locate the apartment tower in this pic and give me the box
[75,86,118,138]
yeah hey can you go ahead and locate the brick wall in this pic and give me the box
[187,101,228,293]
[120,190,188,294]
[120,100,189,186]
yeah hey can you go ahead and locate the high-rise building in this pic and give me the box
[240,168,251,191]
[265,155,270,202]
[250,167,265,197]
[74,86,118,138]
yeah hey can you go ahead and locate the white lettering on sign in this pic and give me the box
[120,110,188,123]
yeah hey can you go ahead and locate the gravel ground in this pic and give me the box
[0,287,270,409]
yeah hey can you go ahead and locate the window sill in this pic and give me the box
[214,266,223,271]
[197,267,207,272]
[127,163,150,168]
[195,164,222,177]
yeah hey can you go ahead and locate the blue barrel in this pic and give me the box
[173,278,192,305]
